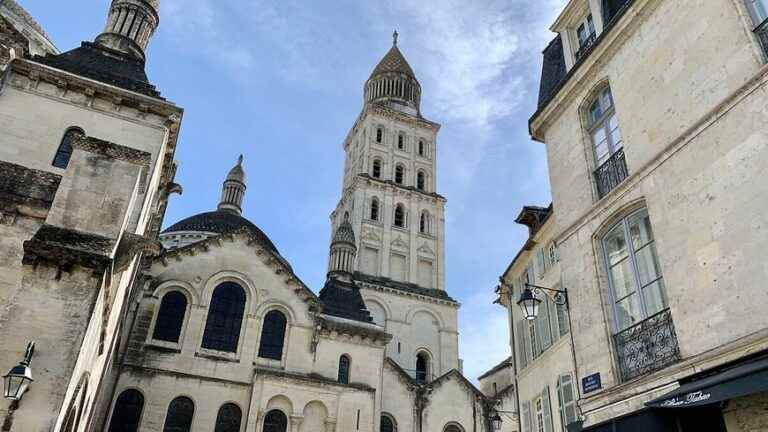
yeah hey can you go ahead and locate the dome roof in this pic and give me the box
[369,45,417,81]
[162,210,279,253]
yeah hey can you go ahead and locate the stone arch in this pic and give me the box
[300,400,329,432]
[593,197,648,240]
[444,421,465,432]
[152,280,200,306]
[201,270,258,314]
[578,76,612,118]
[363,296,389,327]
[254,300,297,324]
[265,394,293,416]
[405,307,445,329]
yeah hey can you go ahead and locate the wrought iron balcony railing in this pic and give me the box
[575,33,597,61]
[755,18,768,58]
[613,309,680,382]
[594,148,629,198]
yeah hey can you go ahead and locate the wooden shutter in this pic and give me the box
[522,401,532,432]
[542,387,554,432]
[549,297,560,343]
[560,374,577,426]
[556,302,570,337]
[537,300,553,351]
[517,320,528,369]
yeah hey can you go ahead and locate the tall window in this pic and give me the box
[372,159,382,179]
[370,198,380,221]
[576,14,596,49]
[603,209,667,331]
[419,211,430,234]
[338,355,351,384]
[395,165,405,185]
[588,86,622,167]
[214,403,242,432]
[163,397,194,432]
[394,204,406,228]
[108,389,144,432]
[376,127,384,144]
[258,310,287,360]
[418,140,426,157]
[746,0,768,24]
[263,410,287,432]
[417,171,426,191]
[397,133,406,150]
[202,282,246,352]
[52,127,84,169]
[381,415,396,432]
[153,291,187,343]
[416,352,429,383]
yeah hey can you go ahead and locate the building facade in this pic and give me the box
[0,2,499,431]
[0,0,182,431]
[494,0,768,431]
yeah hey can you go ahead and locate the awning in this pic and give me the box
[646,355,768,409]
[574,409,677,432]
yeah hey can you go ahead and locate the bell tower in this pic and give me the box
[331,33,446,292]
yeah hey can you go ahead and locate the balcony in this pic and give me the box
[575,33,597,61]
[594,148,629,198]
[613,309,680,382]
[755,18,768,58]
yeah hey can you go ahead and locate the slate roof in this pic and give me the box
[319,277,374,323]
[369,45,417,80]
[332,219,356,245]
[32,42,162,99]
[533,0,634,114]
[354,272,457,303]
[478,356,513,380]
[163,210,279,254]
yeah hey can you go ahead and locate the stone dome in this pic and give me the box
[162,210,279,253]
[364,33,422,112]
[332,219,356,245]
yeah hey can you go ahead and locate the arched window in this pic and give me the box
[202,282,246,353]
[417,171,426,191]
[370,198,380,221]
[394,204,406,228]
[153,291,188,343]
[163,396,194,432]
[418,140,426,157]
[381,415,396,432]
[338,355,351,384]
[587,86,622,167]
[52,127,84,169]
[602,208,667,331]
[258,310,287,360]
[395,165,405,185]
[214,403,242,432]
[372,159,382,179]
[397,133,405,150]
[108,389,144,432]
[263,410,288,432]
[416,352,429,383]
[376,127,384,144]
[444,425,462,432]
[419,211,430,235]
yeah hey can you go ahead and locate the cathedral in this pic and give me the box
[0,1,506,431]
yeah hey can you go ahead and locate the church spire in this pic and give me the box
[218,155,247,216]
[327,214,357,280]
[95,0,160,61]
[364,32,422,113]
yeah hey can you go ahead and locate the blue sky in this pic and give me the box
[22,0,565,382]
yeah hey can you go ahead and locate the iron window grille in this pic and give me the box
[613,309,680,381]
[594,148,629,198]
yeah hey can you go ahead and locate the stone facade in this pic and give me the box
[492,0,768,431]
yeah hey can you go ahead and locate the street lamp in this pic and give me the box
[517,284,568,321]
[490,412,503,431]
[3,342,35,402]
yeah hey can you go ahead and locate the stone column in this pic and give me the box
[290,415,304,432]
[325,418,338,432]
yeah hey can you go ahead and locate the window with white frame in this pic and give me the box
[576,14,596,50]
[588,86,622,167]
[556,374,578,430]
[602,208,667,331]
[746,0,768,24]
